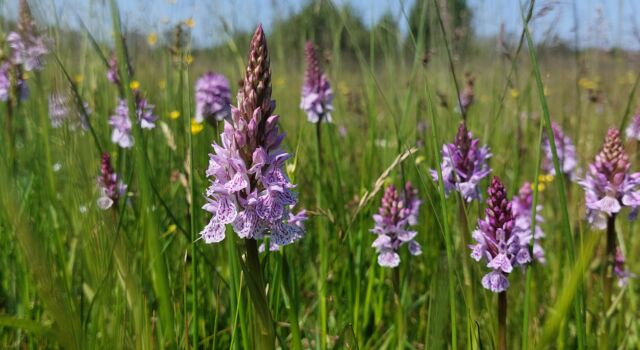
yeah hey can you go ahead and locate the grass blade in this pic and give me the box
[521,4,586,348]
[426,81,458,349]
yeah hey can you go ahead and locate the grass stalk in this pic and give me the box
[182,56,200,348]
[109,1,176,346]
[283,251,302,350]
[457,198,476,327]
[4,94,15,169]
[522,5,586,348]
[35,73,56,196]
[426,83,457,349]
[521,117,544,350]
[432,0,466,122]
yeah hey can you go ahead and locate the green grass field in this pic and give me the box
[0,0,639,349]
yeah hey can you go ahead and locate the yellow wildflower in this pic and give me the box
[185,54,193,65]
[509,88,520,99]
[130,80,140,91]
[185,18,195,28]
[158,79,167,90]
[74,74,84,84]
[191,119,204,134]
[578,77,598,90]
[169,110,180,120]
[415,155,426,165]
[162,224,177,237]
[531,182,546,192]
[147,32,158,46]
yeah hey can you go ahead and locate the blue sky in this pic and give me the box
[3,0,639,49]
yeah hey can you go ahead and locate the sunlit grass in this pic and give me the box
[0,0,639,349]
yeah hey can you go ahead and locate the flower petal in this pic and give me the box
[201,220,226,243]
[216,197,237,224]
[377,251,400,268]
[487,253,513,273]
[481,271,509,293]
[408,241,422,256]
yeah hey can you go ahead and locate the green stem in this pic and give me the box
[316,121,323,167]
[314,120,328,349]
[53,54,103,154]
[498,292,507,350]
[4,95,15,169]
[619,72,640,131]
[184,60,199,348]
[36,73,56,197]
[522,120,544,350]
[426,85,457,349]
[109,1,176,346]
[432,0,466,122]
[393,269,404,350]
[227,234,250,350]
[522,269,533,348]
[602,215,617,349]
[242,239,275,350]
[522,5,585,347]
[284,252,302,350]
[457,199,476,325]
[457,201,470,253]
[109,211,146,349]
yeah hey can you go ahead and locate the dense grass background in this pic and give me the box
[0,0,639,348]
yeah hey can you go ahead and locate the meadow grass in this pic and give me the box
[0,0,639,349]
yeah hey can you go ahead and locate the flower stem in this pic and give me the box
[457,202,473,278]
[457,200,470,254]
[315,121,323,166]
[602,215,617,348]
[393,268,404,350]
[498,292,507,350]
[314,119,327,349]
[242,239,276,350]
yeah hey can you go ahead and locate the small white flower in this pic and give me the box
[97,197,113,210]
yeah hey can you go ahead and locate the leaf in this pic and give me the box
[337,323,359,350]
[0,316,57,339]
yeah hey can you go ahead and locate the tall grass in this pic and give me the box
[0,0,639,349]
